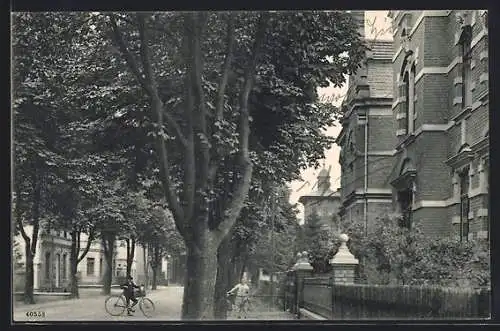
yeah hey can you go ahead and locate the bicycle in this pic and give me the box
[105,286,155,317]
[227,294,253,319]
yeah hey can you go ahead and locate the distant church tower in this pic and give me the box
[298,167,341,229]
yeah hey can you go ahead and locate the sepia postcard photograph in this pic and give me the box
[10,9,491,324]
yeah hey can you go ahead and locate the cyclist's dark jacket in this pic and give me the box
[121,281,139,297]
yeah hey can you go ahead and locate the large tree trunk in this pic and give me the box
[69,231,79,298]
[181,234,218,320]
[22,167,42,304]
[151,242,161,290]
[17,200,36,304]
[143,243,149,288]
[126,238,135,278]
[151,266,158,290]
[214,237,232,319]
[69,228,93,298]
[24,242,35,304]
[102,264,113,295]
[102,233,115,295]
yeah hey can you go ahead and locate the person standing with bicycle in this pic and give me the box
[121,275,140,316]
[227,278,250,318]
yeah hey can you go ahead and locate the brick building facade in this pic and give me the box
[337,11,395,233]
[338,10,489,240]
[388,10,489,240]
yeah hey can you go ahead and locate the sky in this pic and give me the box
[288,11,393,223]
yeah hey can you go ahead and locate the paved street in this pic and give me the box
[13,286,183,322]
[13,286,294,322]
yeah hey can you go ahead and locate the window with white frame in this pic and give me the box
[45,252,51,280]
[62,254,67,280]
[87,257,95,276]
[460,27,473,109]
[402,59,416,134]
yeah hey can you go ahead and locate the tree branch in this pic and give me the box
[215,13,235,122]
[162,108,188,147]
[76,229,81,253]
[108,14,152,96]
[212,13,270,242]
[137,14,187,148]
[134,13,188,236]
[181,16,197,223]
[190,13,209,128]
[77,228,94,263]
[15,196,30,243]
[207,14,235,185]
[30,168,42,255]
[102,236,108,256]
[238,13,269,159]
[187,13,211,209]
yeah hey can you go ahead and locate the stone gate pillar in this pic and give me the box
[329,234,359,284]
[292,251,313,316]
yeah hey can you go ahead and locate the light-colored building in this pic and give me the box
[298,168,341,230]
[13,224,169,291]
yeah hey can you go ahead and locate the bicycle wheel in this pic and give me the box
[105,295,127,316]
[246,298,253,312]
[240,303,249,319]
[139,297,155,317]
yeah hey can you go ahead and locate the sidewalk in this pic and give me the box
[226,298,296,320]
[13,286,295,322]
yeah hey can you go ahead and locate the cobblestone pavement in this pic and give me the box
[13,287,294,322]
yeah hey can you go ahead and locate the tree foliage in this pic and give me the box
[244,186,301,275]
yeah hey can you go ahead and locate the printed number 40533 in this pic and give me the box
[26,311,45,318]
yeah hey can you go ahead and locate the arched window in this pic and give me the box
[401,54,416,135]
[460,26,473,109]
[87,257,95,276]
[62,254,67,280]
[45,252,51,280]
[394,158,417,229]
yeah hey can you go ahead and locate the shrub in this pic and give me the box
[337,213,490,288]
[300,212,337,274]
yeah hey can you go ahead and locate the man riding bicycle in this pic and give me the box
[120,275,140,316]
